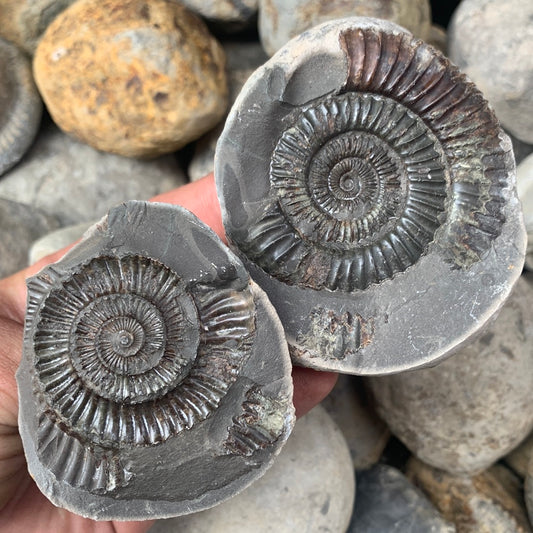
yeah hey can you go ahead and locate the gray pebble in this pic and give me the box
[0,198,59,278]
[517,154,533,270]
[505,432,533,479]
[367,275,533,475]
[149,405,355,533]
[348,464,455,532]
[0,121,186,226]
[180,0,257,30]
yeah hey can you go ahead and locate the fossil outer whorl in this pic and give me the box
[18,201,295,519]
[215,17,526,375]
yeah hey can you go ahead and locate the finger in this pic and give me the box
[292,367,338,418]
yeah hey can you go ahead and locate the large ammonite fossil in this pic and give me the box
[18,201,294,519]
[215,17,526,374]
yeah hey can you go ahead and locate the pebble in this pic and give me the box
[148,405,355,533]
[321,375,389,470]
[347,464,455,532]
[427,24,447,54]
[188,41,267,181]
[505,432,533,479]
[367,275,533,475]
[0,1,75,55]
[28,222,93,265]
[180,0,258,32]
[517,154,533,270]
[509,131,533,166]
[33,0,228,158]
[0,120,187,226]
[0,198,59,278]
[526,458,533,527]
[0,38,42,177]
[406,458,532,533]
[258,0,432,56]
[448,0,533,144]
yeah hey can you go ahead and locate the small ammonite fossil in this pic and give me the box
[18,201,294,520]
[215,17,526,375]
[0,37,42,176]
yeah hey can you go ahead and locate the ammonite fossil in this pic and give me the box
[215,17,526,374]
[0,37,42,176]
[18,201,294,519]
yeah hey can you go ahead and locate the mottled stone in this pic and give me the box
[33,0,228,158]
[407,458,532,533]
[348,464,455,532]
[0,121,186,226]
[0,0,75,54]
[449,0,533,144]
[0,199,59,278]
[367,275,533,475]
[189,42,268,181]
[18,201,295,519]
[321,375,389,469]
[29,222,93,265]
[526,457,533,527]
[505,432,533,479]
[149,405,355,533]
[258,0,432,56]
[0,38,42,176]
[180,0,258,31]
[216,17,526,375]
[517,154,533,270]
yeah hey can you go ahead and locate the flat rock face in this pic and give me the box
[0,37,42,176]
[321,375,389,469]
[406,458,532,533]
[215,17,526,375]
[149,405,355,533]
[367,275,533,475]
[0,0,75,54]
[0,198,59,278]
[33,0,228,158]
[448,0,533,144]
[17,201,295,520]
[348,464,455,532]
[0,121,186,226]
[258,0,432,55]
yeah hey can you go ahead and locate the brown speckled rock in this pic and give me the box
[0,0,75,55]
[258,0,432,56]
[33,0,228,158]
[367,276,533,475]
[449,0,533,144]
[407,458,532,533]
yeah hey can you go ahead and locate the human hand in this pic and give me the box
[0,174,337,532]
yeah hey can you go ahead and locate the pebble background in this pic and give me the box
[1,0,533,531]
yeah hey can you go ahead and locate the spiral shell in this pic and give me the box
[19,201,294,519]
[215,17,525,374]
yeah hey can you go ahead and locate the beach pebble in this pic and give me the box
[517,154,533,270]
[0,121,186,226]
[348,464,455,532]
[407,458,532,533]
[0,38,42,177]
[188,41,267,181]
[148,405,355,533]
[33,0,228,158]
[505,432,533,479]
[367,276,533,475]
[526,458,533,527]
[0,1,75,54]
[448,0,533,144]
[321,375,389,470]
[427,24,447,54]
[258,0,432,56]
[180,0,258,31]
[0,198,59,278]
[28,222,93,265]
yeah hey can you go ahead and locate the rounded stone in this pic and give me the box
[448,0,533,144]
[505,431,533,479]
[0,120,186,226]
[0,37,42,177]
[258,0,432,56]
[517,154,533,270]
[367,275,533,475]
[321,375,389,469]
[33,0,228,158]
[215,17,526,375]
[188,42,268,182]
[0,199,59,278]
[407,458,532,533]
[0,1,75,55]
[180,0,258,31]
[526,456,533,526]
[348,464,454,532]
[148,405,355,533]
[18,201,295,519]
